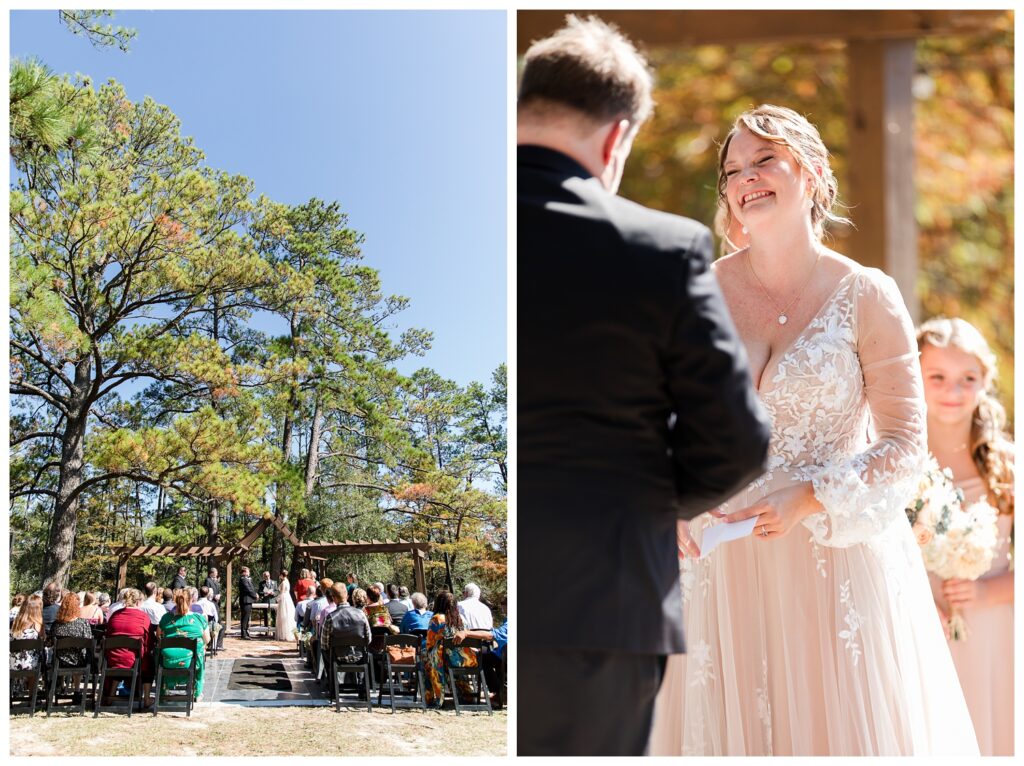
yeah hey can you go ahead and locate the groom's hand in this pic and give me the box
[720,482,822,539]
[677,519,700,558]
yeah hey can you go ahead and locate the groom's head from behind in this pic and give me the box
[518,15,653,194]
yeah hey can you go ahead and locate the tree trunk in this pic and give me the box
[40,358,91,590]
[289,394,324,581]
[270,401,295,578]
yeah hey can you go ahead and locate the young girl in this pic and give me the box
[918,317,1014,756]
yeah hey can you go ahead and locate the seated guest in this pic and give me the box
[158,589,210,703]
[161,588,175,612]
[305,584,326,634]
[97,592,112,619]
[41,583,62,636]
[322,584,371,696]
[364,586,398,633]
[424,591,481,708]
[295,585,316,627]
[399,592,434,634]
[374,582,389,604]
[457,583,493,629]
[107,589,128,617]
[473,618,508,708]
[51,591,94,697]
[141,582,165,626]
[103,588,154,706]
[294,569,316,611]
[10,595,45,677]
[196,586,219,644]
[398,586,413,610]
[188,587,204,615]
[80,592,105,625]
[386,584,409,623]
[313,584,340,675]
[10,594,26,624]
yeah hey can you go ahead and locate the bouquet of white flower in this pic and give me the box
[904,457,962,547]
[906,457,1000,641]
[921,499,999,640]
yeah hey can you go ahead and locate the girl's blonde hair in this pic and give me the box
[917,316,1014,515]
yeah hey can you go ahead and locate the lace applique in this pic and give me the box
[810,536,828,578]
[838,580,863,666]
[756,656,773,754]
[688,639,716,688]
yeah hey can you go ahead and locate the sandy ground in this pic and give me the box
[10,704,507,756]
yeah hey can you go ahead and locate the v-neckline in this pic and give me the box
[753,271,859,394]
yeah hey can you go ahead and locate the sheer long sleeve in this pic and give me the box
[802,270,927,548]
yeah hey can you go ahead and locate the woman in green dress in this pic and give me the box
[157,589,211,702]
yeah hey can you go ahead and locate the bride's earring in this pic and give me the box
[741,225,748,235]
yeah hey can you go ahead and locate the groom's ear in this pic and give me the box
[601,118,632,166]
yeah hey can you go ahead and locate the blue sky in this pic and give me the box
[10,10,507,388]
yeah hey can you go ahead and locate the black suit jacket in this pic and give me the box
[204,576,222,602]
[238,577,258,606]
[518,146,771,655]
[170,574,187,590]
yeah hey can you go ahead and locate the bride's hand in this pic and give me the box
[721,482,823,540]
[677,519,700,559]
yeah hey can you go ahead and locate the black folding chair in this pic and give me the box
[154,636,198,717]
[369,625,391,688]
[377,633,426,713]
[443,636,492,715]
[10,638,45,716]
[329,637,374,713]
[46,636,96,716]
[95,635,142,717]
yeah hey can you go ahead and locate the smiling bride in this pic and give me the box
[649,104,979,756]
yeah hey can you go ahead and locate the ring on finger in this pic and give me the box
[760,525,768,537]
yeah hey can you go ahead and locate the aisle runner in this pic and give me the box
[227,660,295,692]
[205,657,329,707]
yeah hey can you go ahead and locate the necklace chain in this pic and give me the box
[746,249,822,325]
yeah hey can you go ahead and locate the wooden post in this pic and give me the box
[845,38,919,321]
[116,555,129,592]
[414,549,426,595]
[225,559,233,637]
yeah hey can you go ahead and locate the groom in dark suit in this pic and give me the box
[238,567,259,640]
[518,16,771,756]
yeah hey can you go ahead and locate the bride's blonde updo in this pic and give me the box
[716,104,850,246]
[917,316,1014,516]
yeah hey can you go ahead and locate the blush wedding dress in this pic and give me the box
[649,268,979,756]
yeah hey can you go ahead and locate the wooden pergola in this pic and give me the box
[112,514,430,632]
[518,10,1009,322]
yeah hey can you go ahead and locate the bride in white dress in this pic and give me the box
[649,105,978,756]
[274,572,296,641]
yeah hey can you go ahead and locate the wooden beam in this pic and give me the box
[846,38,919,318]
[517,10,1006,53]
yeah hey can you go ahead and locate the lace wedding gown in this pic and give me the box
[649,268,979,756]
[275,579,296,641]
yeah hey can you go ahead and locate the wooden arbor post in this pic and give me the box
[414,548,427,595]
[846,37,919,321]
[225,559,233,636]
[116,555,129,592]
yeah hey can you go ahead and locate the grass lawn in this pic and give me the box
[10,704,507,756]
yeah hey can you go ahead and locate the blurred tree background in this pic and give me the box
[619,12,1013,425]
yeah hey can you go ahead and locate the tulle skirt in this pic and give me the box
[649,469,979,756]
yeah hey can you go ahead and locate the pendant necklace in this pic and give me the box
[746,249,822,325]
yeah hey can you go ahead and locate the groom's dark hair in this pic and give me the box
[518,15,654,127]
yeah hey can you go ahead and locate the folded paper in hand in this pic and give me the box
[699,516,757,558]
